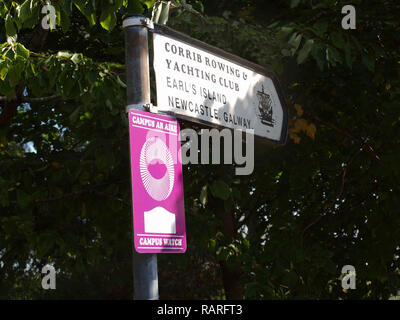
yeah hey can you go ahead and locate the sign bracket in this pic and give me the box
[126,103,154,113]
[122,16,154,29]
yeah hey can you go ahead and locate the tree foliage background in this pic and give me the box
[0,0,399,299]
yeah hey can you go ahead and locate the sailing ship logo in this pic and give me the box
[257,85,275,127]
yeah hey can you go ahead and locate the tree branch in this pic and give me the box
[304,111,381,163]
[0,94,63,104]
[0,25,49,129]
[24,94,63,103]
[34,180,128,204]
[0,86,24,130]
[299,146,363,248]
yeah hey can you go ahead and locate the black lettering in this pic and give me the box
[185,49,191,59]
[171,44,177,54]
[180,99,188,110]
[168,96,174,107]
[173,62,180,72]
[214,109,218,120]
[178,47,184,57]
[204,105,209,116]
[178,80,184,91]
[187,65,194,76]
[175,97,180,108]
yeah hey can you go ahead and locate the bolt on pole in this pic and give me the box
[123,15,159,300]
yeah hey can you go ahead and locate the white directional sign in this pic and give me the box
[152,26,288,144]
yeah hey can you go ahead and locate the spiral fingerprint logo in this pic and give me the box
[140,137,175,201]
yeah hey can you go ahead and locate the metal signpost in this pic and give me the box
[124,15,159,300]
[123,15,288,300]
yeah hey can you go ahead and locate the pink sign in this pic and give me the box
[129,109,186,253]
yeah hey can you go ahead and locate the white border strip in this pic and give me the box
[130,124,178,136]
[130,110,177,124]
[137,247,183,250]
[137,234,184,238]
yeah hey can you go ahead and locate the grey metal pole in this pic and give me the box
[123,15,159,300]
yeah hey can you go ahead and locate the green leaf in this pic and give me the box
[200,185,207,208]
[276,26,293,40]
[69,106,82,123]
[0,2,8,18]
[84,6,96,26]
[60,8,71,32]
[17,189,32,209]
[325,46,341,66]
[362,51,375,72]
[281,48,291,57]
[61,0,73,15]
[290,0,301,8]
[5,14,17,39]
[101,115,113,129]
[0,189,9,207]
[71,53,81,64]
[88,71,97,85]
[216,246,230,261]
[96,151,115,170]
[144,0,156,9]
[210,180,230,201]
[223,199,232,212]
[231,187,241,201]
[74,0,86,14]
[311,21,327,38]
[21,2,40,29]
[152,2,163,23]
[3,47,14,59]
[331,31,345,50]
[344,43,352,69]
[57,51,72,59]
[16,43,30,59]
[127,0,144,15]
[8,62,24,85]
[115,0,124,9]
[17,0,32,24]
[297,39,314,64]
[288,32,302,54]
[193,1,204,13]
[159,1,170,25]
[75,0,96,26]
[100,8,117,31]
[312,43,325,71]
[0,67,8,80]
[115,76,126,88]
